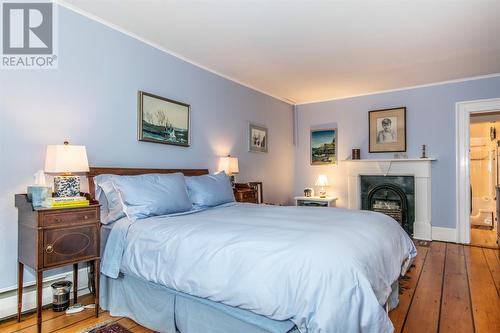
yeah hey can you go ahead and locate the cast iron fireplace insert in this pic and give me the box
[360,175,415,236]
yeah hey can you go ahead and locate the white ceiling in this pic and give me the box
[58,0,500,104]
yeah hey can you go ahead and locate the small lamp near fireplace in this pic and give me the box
[219,155,239,186]
[44,141,89,197]
[315,174,329,198]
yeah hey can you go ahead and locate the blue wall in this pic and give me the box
[0,7,294,290]
[295,76,500,229]
[0,3,498,294]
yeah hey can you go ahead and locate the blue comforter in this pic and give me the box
[102,203,416,333]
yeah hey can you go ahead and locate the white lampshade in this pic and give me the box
[219,155,239,175]
[44,143,89,174]
[315,174,329,187]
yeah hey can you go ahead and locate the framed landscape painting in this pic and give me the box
[311,128,337,165]
[249,123,268,153]
[369,107,406,153]
[138,91,190,147]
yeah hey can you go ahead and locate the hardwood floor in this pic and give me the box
[0,295,153,333]
[471,223,499,248]
[1,242,499,333]
[390,242,500,333]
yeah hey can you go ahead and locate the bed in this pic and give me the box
[90,167,416,333]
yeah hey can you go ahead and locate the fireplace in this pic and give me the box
[360,176,415,235]
[346,159,434,240]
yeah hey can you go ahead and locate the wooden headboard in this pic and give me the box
[87,167,209,200]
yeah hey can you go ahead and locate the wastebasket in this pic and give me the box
[51,281,72,311]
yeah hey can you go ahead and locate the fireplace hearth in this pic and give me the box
[360,176,415,235]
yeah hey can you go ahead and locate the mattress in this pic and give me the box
[100,203,415,332]
[102,217,299,333]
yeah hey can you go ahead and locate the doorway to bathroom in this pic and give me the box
[469,112,500,248]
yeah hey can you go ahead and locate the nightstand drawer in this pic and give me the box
[234,189,258,203]
[43,208,98,227]
[43,225,98,268]
[294,196,337,208]
[297,200,328,207]
[242,191,256,201]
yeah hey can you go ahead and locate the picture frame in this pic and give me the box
[249,123,268,153]
[310,128,337,165]
[368,107,406,153]
[137,91,190,147]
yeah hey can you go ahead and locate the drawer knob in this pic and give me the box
[55,218,61,222]
[45,244,54,254]
[83,215,88,220]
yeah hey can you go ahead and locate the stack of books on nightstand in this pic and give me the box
[42,196,89,208]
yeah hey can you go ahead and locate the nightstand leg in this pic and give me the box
[73,263,78,304]
[36,270,42,333]
[94,259,100,317]
[17,262,23,322]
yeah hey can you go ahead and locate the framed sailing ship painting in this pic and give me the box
[138,91,190,147]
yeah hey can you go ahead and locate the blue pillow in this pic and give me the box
[111,173,193,220]
[185,172,235,207]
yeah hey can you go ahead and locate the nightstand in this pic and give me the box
[295,196,337,207]
[233,183,258,203]
[15,194,100,333]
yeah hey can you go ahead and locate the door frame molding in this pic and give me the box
[456,98,500,243]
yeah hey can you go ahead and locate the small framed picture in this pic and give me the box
[369,107,406,153]
[138,91,190,147]
[249,123,268,153]
[311,128,337,165]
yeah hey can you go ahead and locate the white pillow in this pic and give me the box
[99,181,126,224]
[94,174,124,224]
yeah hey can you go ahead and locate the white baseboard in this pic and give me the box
[432,226,457,243]
[0,267,91,320]
[413,221,432,241]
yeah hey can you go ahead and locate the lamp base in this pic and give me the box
[54,175,80,197]
[319,188,327,198]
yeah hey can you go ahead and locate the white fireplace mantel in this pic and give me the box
[344,158,436,240]
[343,158,436,162]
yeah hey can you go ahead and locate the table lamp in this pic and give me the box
[315,174,329,198]
[219,155,239,186]
[44,141,89,197]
